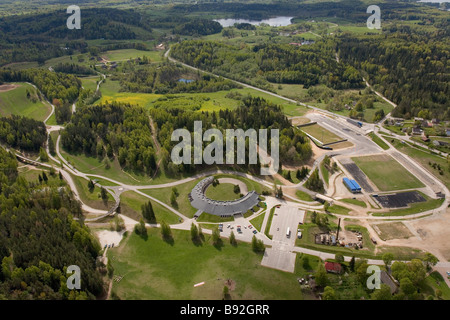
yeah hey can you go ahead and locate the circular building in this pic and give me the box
[189,177,262,218]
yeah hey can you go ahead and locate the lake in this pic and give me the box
[214,16,294,28]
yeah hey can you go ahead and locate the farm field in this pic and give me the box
[0,82,52,122]
[108,229,311,300]
[352,154,425,191]
[102,49,163,62]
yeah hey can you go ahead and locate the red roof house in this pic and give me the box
[325,262,342,274]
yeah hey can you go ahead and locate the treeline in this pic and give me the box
[0,116,47,152]
[171,40,364,90]
[61,103,158,175]
[0,69,81,104]
[0,147,103,299]
[116,62,240,94]
[53,63,96,76]
[0,8,151,41]
[174,19,223,36]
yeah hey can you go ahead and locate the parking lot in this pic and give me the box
[261,205,306,273]
[270,206,305,245]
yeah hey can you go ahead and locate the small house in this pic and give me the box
[411,127,422,135]
[325,262,342,274]
[380,271,399,294]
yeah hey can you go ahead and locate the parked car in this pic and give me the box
[253,230,257,234]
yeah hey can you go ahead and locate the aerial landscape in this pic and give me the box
[0,0,449,306]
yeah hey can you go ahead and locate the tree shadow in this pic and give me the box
[192,237,203,247]
[163,235,174,246]
[137,231,148,241]
[213,239,224,251]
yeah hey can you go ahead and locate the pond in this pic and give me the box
[214,16,293,28]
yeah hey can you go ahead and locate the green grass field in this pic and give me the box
[102,49,162,62]
[264,207,275,240]
[205,183,241,201]
[389,138,450,189]
[97,79,305,116]
[108,229,309,300]
[120,191,180,224]
[212,174,272,195]
[340,198,367,208]
[320,162,329,185]
[326,205,351,215]
[80,76,101,92]
[0,83,52,121]
[296,190,314,202]
[369,132,389,150]
[249,211,266,232]
[70,173,114,210]
[60,147,164,186]
[301,123,343,145]
[141,179,200,219]
[421,271,450,300]
[352,154,425,191]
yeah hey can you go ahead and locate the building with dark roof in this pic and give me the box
[189,177,261,217]
[380,271,399,294]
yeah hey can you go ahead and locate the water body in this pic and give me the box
[214,16,294,28]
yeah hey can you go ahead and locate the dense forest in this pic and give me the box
[174,19,223,36]
[171,40,364,91]
[0,147,104,299]
[0,116,47,152]
[116,62,240,94]
[338,32,449,120]
[61,103,158,176]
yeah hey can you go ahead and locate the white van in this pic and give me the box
[286,227,290,238]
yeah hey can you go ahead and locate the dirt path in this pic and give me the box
[0,84,20,92]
